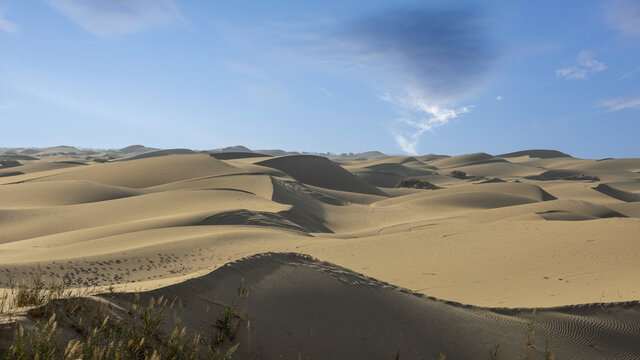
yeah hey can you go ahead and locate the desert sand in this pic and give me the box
[1,147,639,358]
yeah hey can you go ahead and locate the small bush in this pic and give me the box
[13,270,67,309]
[395,178,441,190]
[0,159,21,168]
[1,276,248,360]
[562,174,599,181]
[447,170,468,179]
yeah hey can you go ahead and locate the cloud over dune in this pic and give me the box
[335,7,493,103]
[324,7,494,154]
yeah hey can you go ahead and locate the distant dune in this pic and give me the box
[118,148,197,161]
[0,146,639,358]
[497,149,573,159]
[209,152,271,160]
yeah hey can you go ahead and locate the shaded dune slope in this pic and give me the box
[497,149,573,159]
[147,253,640,360]
[373,182,556,208]
[465,199,628,222]
[350,162,435,188]
[256,155,387,196]
[594,183,640,202]
[567,158,640,172]
[527,169,603,181]
[8,253,639,360]
[209,152,271,160]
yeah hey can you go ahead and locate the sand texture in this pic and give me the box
[1,148,639,357]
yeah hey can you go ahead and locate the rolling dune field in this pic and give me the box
[1,148,639,358]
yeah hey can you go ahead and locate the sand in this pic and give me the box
[0,148,639,358]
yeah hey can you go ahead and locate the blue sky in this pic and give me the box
[0,0,638,157]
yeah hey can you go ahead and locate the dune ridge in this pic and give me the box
[4,252,639,359]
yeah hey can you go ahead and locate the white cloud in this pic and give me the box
[601,96,640,112]
[47,0,185,38]
[495,95,503,100]
[556,51,607,80]
[0,11,18,34]
[393,133,418,155]
[384,92,470,155]
[618,66,640,80]
[603,0,640,37]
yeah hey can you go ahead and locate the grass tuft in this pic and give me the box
[1,275,248,360]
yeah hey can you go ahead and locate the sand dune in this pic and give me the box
[594,183,640,202]
[40,154,239,188]
[348,162,435,187]
[0,148,639,357]
[0,161,85,177]
[497,149,572,159]
[428,152,507,168]
[0,180,144,208]
[0,189,289,245]
[0,150,637,306]
[5,253,639,359]
[448,161,544,178]
[117,148,197,161]
[209,152,271,160]
[565,158,640,172]
[256,155,386,195]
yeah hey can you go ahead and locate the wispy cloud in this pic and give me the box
[556,51,607,80]
[0,10,18,34]
[0,101,19,110]
[46,0,185,38]
[603,0,640,37]
[319,87,333,97]
[319,6,493,154]
[495,95,503,101]
[618,66,640,80]
[215,5,494,155]
[601,96,640,112]
[5,72,157,128]
[1,69,215,145]
[387,93,470,155]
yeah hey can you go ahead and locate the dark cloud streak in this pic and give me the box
[334,6,495,102]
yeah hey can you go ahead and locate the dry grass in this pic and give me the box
[394,178,441,190]
[1,273,557,360]
[0,159,21,168]
[0,273,247,360]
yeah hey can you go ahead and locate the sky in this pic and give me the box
[0,0,638,158]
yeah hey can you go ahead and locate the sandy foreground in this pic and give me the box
[0,148,639,358]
